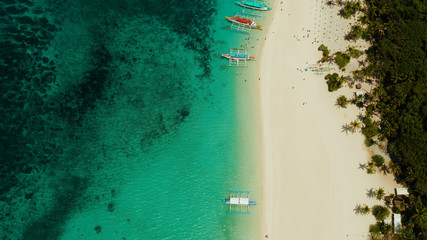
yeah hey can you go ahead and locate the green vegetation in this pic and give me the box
[361,116,378,140]
[375,187,385,200]
[334,51,351,69]
[339,0,362,19]
[337,95,349,108]
[372,155,385,167]
[346,47,364,58]
[345,25,367,41]
[364,138,375,147]
[366,163,376,174]
[369,223,381,234]
[349,120,362,133]
[318,44,331,62]
[384,194,394,206]
[361,204,371,215]
[372,205,390,222]
[324,73,344,92]
[337,0,427,237]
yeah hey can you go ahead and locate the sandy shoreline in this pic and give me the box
[258,1,399,239]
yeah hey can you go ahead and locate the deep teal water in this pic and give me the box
[0,0,262,239]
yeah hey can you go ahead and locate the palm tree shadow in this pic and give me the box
[326,1,335,8]
[354,204,362,214]
[380,164,390,175]
[358,163,366,170]
[342,123,350,135]
[366,188,376,198]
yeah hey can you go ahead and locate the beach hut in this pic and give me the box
[395,188,409,196]
[393,213,402,233]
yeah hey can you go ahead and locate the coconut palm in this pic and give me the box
[375,187,385,200]
[366,165,376,174]
[383,194,394,207]
[337,95,349,108]
[372,205,390,221]
[349,120,362,133]
[412,206,427,227]
[361,204,371,215]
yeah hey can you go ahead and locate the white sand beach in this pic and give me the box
[258,0,399,239]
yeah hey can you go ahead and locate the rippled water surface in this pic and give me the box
[0,0,261,239]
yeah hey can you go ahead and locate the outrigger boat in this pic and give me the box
[223,191,256,214]
[237,0,272,11]
[222,48,254,67]
[222,52,255,61]
[225,15,262,30]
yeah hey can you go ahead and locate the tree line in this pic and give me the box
[322,1,426,239]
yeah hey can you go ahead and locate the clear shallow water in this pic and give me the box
[0,0,262,239]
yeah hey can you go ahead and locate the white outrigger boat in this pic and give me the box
[223,191,257,214]
[237,0,272,11]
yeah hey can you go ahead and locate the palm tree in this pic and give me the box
[372,205,390,222]
[383,194,394,207]
[349,120,362,133]
[366,165,376,174]
[412,206,427,228]
[375,187,385,200]
[337,95,349,108]
[361,204,371,215]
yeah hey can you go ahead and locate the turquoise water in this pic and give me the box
[0,0,265,239]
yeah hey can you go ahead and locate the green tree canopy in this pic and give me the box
[372,155,385,167]
[334,52,351,69]
[372,205,390,222]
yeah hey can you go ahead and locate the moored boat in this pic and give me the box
[237,0,271,11]
[225,16,262,30]
[221,52,255,60]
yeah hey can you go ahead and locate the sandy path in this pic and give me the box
[258,1,399,239]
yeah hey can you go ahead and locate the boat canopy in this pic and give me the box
[230,197,250,205]
[242,1,265,8]
[230,52,249,58]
